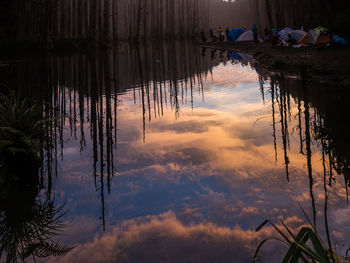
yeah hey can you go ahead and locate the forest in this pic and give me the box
[1,0,210,41]
[225,0,350,36]
[1,0,349,42]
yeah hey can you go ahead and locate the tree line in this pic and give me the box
[1,0,211,41]
[224,0,350,36]
[1,0,349,41]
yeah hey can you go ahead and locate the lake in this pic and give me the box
[1,42,349,263]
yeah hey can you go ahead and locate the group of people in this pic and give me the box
[263,28,297,47]
[201,24,294,46]
[201,24,259,43]
[201,24,347,48]
[201,27,230,42]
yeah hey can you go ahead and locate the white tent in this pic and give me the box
[236,31,262,42]
[291,30,308,44]
[237,53,254,63]
[278,28,293,41]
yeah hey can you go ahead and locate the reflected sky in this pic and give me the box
[11,46,349,263]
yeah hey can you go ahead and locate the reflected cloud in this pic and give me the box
[10,43,350,262]
[46,211,300,263]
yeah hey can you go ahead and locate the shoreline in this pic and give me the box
[1,39,350,86]
[196,41,350,86]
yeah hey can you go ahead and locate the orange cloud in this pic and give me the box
[46,212,305,263]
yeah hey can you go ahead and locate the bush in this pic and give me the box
[0,91,54,175]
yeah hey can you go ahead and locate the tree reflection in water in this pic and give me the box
[6,42,213,231]
[1,44,350,250]
[263,72,350,229]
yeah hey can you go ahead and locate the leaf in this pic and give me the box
[255,220,269,232]
[252,238,290,263]
[282,227,330,263]
[23,242,74,258]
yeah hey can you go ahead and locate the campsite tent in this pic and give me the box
[278,28,293,41]
[291,30,308,44]
[308,29,332,45]
[229,52,243,61]
[237,53,254,63]
[314,26,327,34]
[332,35,347,46]
[236,31,261,42]
[228,28,246,42]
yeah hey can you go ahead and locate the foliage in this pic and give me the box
[252,219,349,263]
[0,91,73,262]
[0,198,74,263]
[0,91,53,168]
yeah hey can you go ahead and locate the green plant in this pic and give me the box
[0,195,74,262]
[252,206,349,262]
[0,91,54,167]
[0,91,73,261]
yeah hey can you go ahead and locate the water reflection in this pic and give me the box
[1,42,350,262]
[264,75,350,229]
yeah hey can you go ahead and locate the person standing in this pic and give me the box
[209,28,214,42]
[252,24,258,43]
[226,27,230,41]
[217,27,223,42]
[221,31,225,42]
[200,29,207,42]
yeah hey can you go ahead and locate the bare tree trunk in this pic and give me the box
[136,0,142,39]
[143,0,147,39]
[104,0,110,40]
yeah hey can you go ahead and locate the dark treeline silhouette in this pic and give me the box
[2,0,210,41]
[223,0,350,36]
[1,0,349,42]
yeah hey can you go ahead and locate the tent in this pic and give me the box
[278,28,293,41]
[237,53,254,63]
[308,29,332,45]
[228,28,246,42]
[291,30,308,44]
[332,35,347,46]
[236,31,261,42]
[229,52,243,61]
[314,26,327,34]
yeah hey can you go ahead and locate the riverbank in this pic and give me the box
[198,41,350,86]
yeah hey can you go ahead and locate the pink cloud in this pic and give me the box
[46,212,308,263]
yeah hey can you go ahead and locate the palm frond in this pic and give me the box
[23,242,74,258]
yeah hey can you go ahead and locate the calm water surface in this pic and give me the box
[1,42,350,262]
